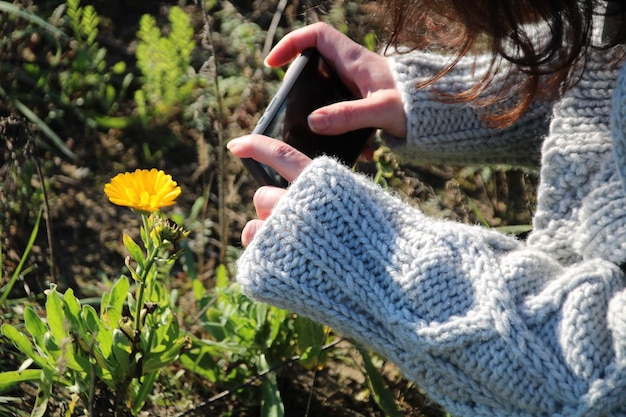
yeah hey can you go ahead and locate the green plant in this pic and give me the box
[0,171,191,416]
[59,0,133,127]
[372,146,400,189]
[179,263,407,417]
[0,1,76,158]
[180,264,331,416]
[0,0,133,161]
[134,6,198,122]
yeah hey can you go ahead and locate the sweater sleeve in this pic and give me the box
[385,51,553,167]
[236,157,626,417]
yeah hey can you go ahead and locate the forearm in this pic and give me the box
[236,157,519,353]
[386,51,553,167]
[236,157,626,416]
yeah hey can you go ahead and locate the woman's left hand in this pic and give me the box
[227,134,312,247]
[265,23,407,139]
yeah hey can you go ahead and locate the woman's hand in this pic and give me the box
[266,22,407,139]
[227,135,312,247]
[231,24,407,246]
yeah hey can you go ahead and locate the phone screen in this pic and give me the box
[241,48,375,187]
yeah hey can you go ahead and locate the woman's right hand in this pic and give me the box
[228,135,312,247]
[265,22,407,139]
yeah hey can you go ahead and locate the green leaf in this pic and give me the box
[494,224,533,235]
[141,336,190,374]
[88,343,113,378]
[294,317,327,370]
[31,369,53,417]
[178,339,220,383]
[103,306,122,332]
[191,277,207,302]
[363,32,378,51]
[81,304,113,359]
[62,288,83,332]
[123,233,145,270]
[1,324,53,372]
[0,207,42,307]
[24,307,47,348]
[42,332,62,362]
[294,316,324,347]
[81,304,100,334]
[111,328,133,377]
[358,348,403,417]
[465,196,490,228]
[92,115,134,129]
[45,286,68,343]
[148,310,178,350]
[259,354,284,417]
[0,369,43,393]
[215,264,229,289]
[112,61,126,74]
[132,371,158,415]
[105,277,129,314]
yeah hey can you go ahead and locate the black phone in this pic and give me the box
[240,48,375,187]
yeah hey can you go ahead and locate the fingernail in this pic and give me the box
[242,220,259,248]
[227,137,245,151]
[308,113,330,133]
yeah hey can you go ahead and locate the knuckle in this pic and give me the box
[270,141,300,161]
[252,187,264,205]
[333,103,359,127]
[253,186,270,206]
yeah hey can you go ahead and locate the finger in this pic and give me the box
[307,89,408,138]
[266,23,348,65]
[241,219,264,247]
[265,23,368,79]
[253,186,287,219]
[227,135,312,183]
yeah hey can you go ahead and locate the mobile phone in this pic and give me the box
[240,48,375,187]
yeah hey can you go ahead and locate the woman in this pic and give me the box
[227,1,626,415]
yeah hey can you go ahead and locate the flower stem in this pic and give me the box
[134,215,159,333]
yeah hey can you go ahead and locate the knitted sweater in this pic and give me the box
[236,42,626,416]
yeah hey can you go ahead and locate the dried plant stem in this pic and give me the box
[263,0,289,57]
[304,326,333,417]
[33,156,58,286]
[196,0,228,264]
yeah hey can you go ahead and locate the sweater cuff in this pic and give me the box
[235,157,406,351]
[385,52,547,167]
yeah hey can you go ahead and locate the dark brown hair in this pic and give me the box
[379,0,624,127]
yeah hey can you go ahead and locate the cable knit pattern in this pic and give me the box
[613,55,626,193]
[529,47,626,265]
[236,43,626,416]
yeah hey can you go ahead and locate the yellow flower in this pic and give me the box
[104,169,181,212]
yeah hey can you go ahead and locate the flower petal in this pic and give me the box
[104,169,181,212]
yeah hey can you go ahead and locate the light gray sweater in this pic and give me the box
[236,41,626,416]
